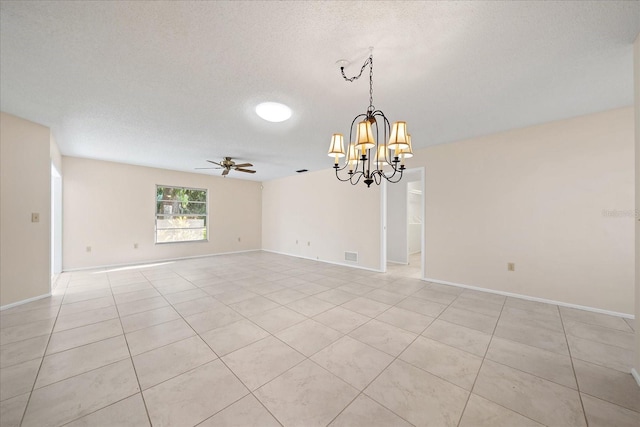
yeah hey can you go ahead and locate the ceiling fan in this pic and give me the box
[195,157,256,176]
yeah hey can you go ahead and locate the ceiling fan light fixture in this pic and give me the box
[255,102,292,122]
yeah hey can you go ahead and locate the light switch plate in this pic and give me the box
[31,212,40,223]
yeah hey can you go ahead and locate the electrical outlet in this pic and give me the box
[31,212,40,223]
[307,241,311,246]
[508,262,515,271]
[86,246,92,253]
[237,237,241,242]
[296,240,298,244]
[134,243,138,249]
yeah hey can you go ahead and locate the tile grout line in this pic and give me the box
[452,296,549,427]
[452,290,505,427]
[560,319,635,351]
[56,393,142,427]
[458,292,552,426]
[17,286,64,427]
[324,282,461,427]
[105,273,155,427]
[145,268,287,427]
[395,302,587,402]
[558,305,590,427]
[182,271,410,425]
[207,274,352,426]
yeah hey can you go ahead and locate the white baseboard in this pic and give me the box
[632,369,640,389]
[262,249,384,273]
[62,249,261,272]
[1,293,52,311]
[387,260,409,265]
[424,277,635,319]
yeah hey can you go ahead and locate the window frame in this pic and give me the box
[155,184,209,244]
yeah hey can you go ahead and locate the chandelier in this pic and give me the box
[328,50,413,187]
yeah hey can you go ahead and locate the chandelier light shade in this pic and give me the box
[388,121,409,151]
[373,143,389,167]
[329,49,412,187]
[395,134,413,159]
[328,134,346,164]
[355,120,375,151]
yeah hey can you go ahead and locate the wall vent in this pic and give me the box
[344,251,358,262]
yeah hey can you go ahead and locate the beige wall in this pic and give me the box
[262,168,382,271]
[0,112,52,307]
[408,107,635,314]
[633,33,639,383]
[62,157,262,269]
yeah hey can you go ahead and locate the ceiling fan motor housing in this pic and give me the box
[198,157,256,176]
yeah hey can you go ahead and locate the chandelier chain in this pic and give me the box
[369,56,374,112]
[340,55,375,112]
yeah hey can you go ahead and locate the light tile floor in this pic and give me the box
[1,251,638,427]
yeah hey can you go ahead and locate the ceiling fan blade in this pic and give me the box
[233,163,253,168]
[222,168,230,176]
[235,168,256,174]
[195,167,223,170]
[207,160,222,166]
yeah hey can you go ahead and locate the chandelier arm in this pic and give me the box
[349,171,364,186]
[351,113,367,127]
[335,151,353,173]
[382,168,397,181]
[334,167,353,182]
[378,112,397,166]
[382,157,403,178]
[376,111,392,135]
[371,111,391,166]
[374,118,382,167]
[372,171,383,186]
[334,162,350,172]
[385,170,404,183]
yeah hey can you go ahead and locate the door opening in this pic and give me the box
[383,168,425,279]
[51,163,62,288]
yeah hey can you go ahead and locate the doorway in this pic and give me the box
[384,168,424,279]
[51,163,62,288]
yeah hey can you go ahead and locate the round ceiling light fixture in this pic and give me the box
[255,102,292,122]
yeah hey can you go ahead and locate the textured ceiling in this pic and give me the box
[1,1,639,181]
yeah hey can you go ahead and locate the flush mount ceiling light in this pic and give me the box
[328,48,412,188]
[255,102,292,122]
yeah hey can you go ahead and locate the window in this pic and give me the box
[156,185,207,243]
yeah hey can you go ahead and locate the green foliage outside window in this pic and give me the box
[156,185,207,243]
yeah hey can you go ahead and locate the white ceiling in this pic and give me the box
[1,1,639,181]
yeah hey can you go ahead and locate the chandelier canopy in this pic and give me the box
[329,50,412,187]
